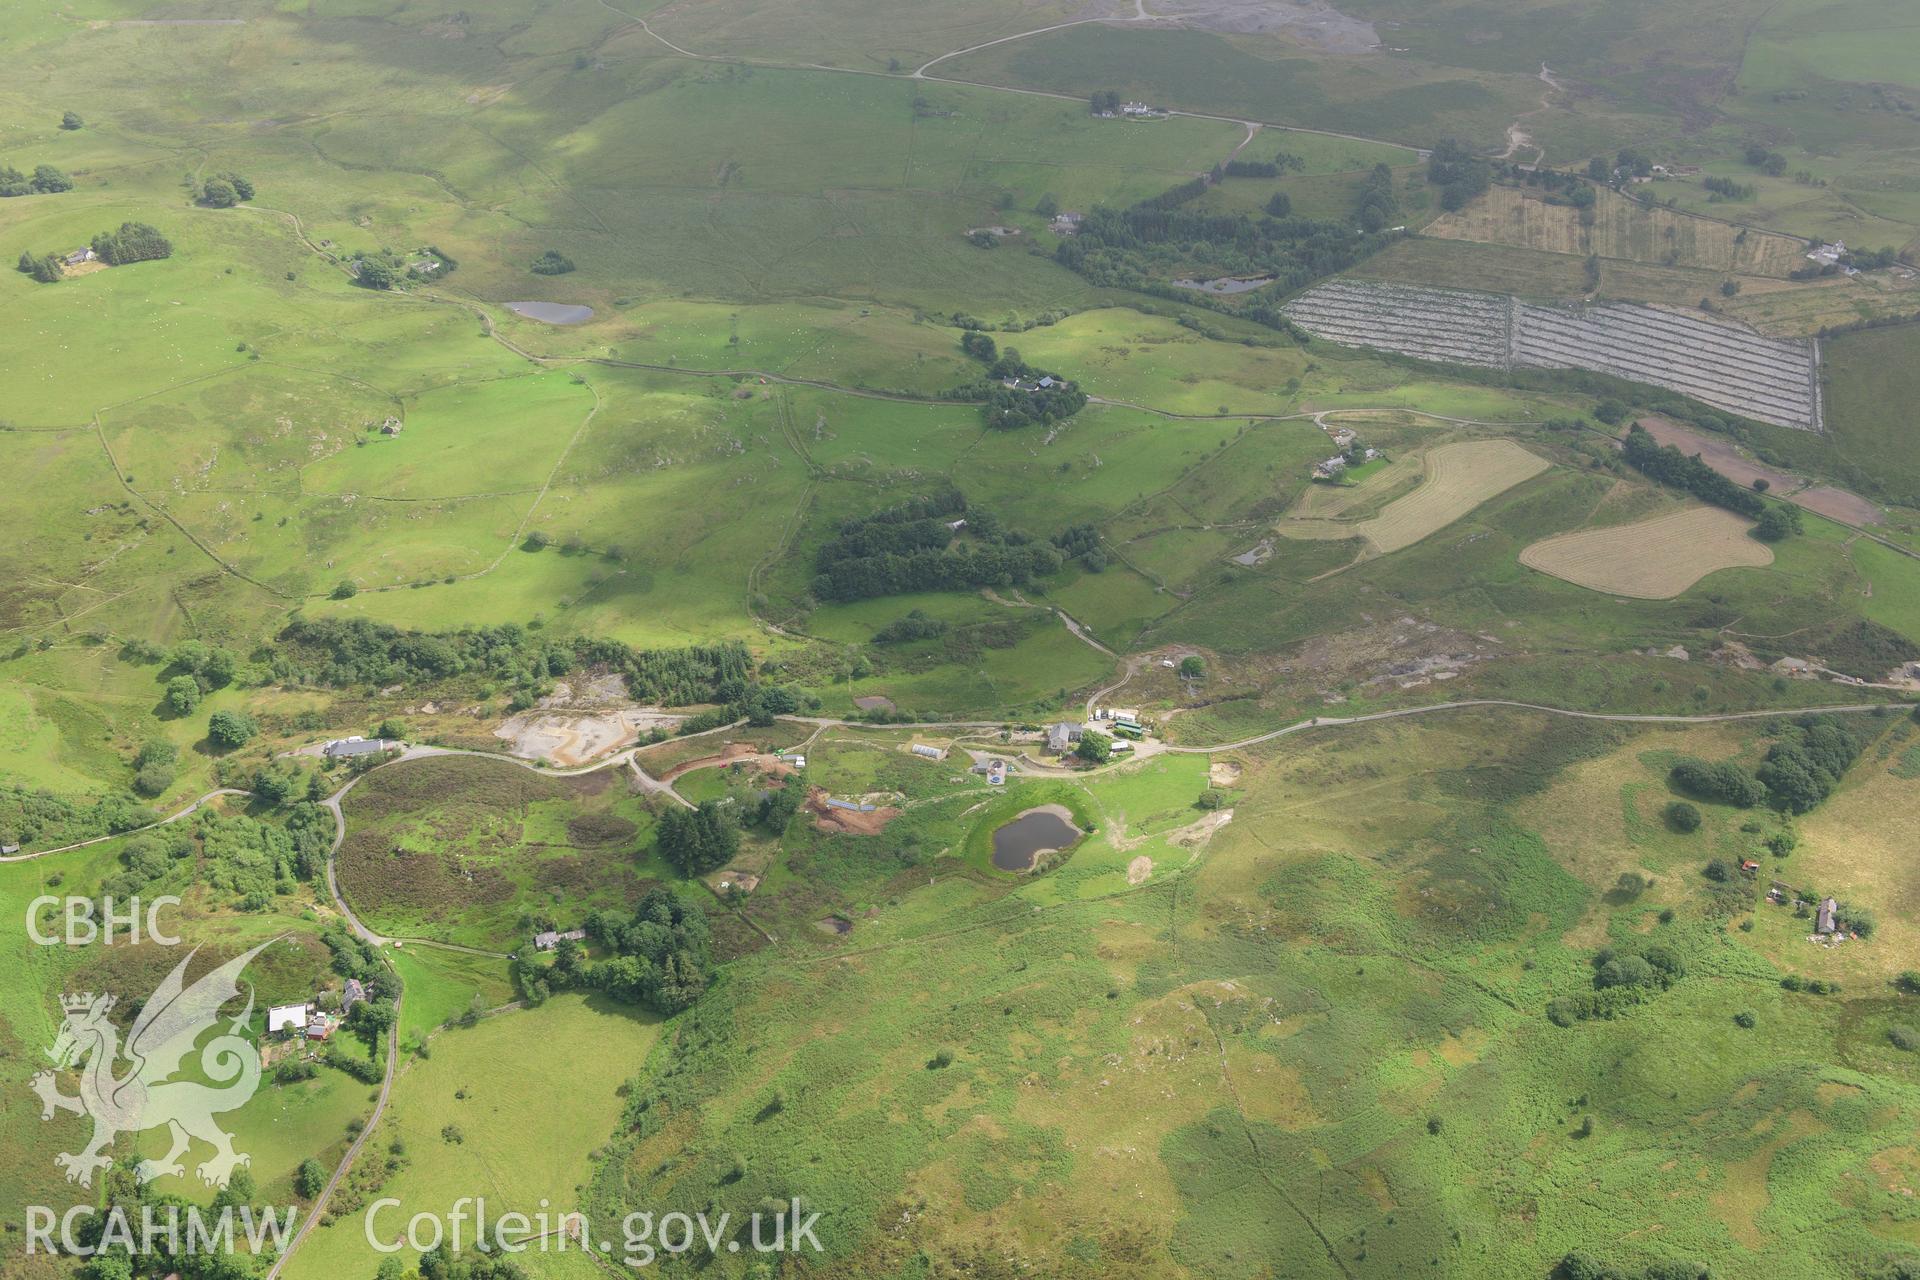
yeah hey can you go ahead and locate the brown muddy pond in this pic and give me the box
[506,300,594,324]
[991,804,1081,872]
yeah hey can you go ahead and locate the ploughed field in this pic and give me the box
[1285,280,1824,431]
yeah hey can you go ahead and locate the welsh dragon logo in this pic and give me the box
[32,940,278,1189]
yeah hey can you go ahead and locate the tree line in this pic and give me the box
[1354,163,1399,231]
[1054,176,1392,333]
[84,800,335,915]
[1133,176,1209,212]
[0,787,154,853]
[15,220,171,283]
[1052,523,1105,571]
[15,250,67,283]
[950,330,1087,428]
[1668,714,1868,816]
[1426,138,1492,210]
[1553,1250,1712,1280]
[657,801,741,876]
[0,164,71,197]
[873,609,950,643]
[1743,142,1789,177]
[517,889,715,1014]
[94,221,173,265]
[275,618,756,707]
[349,244,457,290]
[1058,201,1381,298]
[810,489,1063,602]
[1220,150,1305,180]
[197,172,255,207]
[1547,941,1687,1026]
[1620,424,1776,524]
[983,376,1086,429]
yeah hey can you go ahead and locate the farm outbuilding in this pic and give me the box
[268,1004,309,1035]
[323,736,390,759]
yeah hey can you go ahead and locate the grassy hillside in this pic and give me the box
[4,3,1920,1279]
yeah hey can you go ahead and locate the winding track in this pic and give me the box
[0,788,251,861]
[1160,698,1904,753]
[11,691,1913,1276]
[594,0,1431,156]
[28,15,1911,1271]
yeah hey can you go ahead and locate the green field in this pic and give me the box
[1819,323,1920,508]
[283,994,660,1280]
[389,945,519,1044]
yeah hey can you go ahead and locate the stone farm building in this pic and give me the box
[534,928,587,951]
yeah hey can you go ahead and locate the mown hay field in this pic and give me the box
[1425,184,1810,277]
[1519,505,1775,598]
[1287,454,1426,522]
[1357,439,1549,553]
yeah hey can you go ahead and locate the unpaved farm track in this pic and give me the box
[10,688,1913,1280]
[1163,698,1903,754]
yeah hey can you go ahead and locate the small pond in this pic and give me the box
[506,300,595,325]
[991,804,1081,872]
[1170,275,1275,295]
